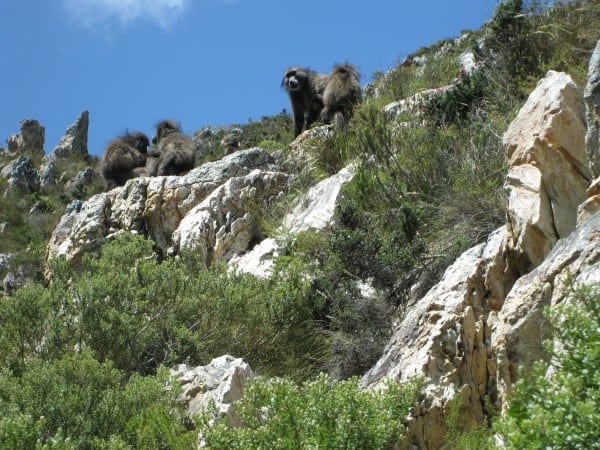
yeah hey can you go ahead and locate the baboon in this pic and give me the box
[152,120,196,176]
[319,64,362,129]
[282,66,328,137]
[101,131,150,188]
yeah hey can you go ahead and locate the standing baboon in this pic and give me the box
[282,66,328,137]
[319,64,362,129]
[101,132,150,188]
[152,120,196,176]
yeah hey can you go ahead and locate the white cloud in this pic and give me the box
[63,0,190,30]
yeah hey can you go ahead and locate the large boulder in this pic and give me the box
[585,39,600,177]
[50,111,89,159]
[45,148,283,268]
[229,164,355,277]
[1,156,40,194]
[504,71,591,269]
[171,355,254,427]
[6,119,45,157]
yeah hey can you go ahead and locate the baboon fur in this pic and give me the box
[101,132,150,188]
[282,66,328,137]
[152,120,196,176]
[319,64,362,129]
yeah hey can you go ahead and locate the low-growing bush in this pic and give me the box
[494,284,600,449]
[200,374,423,450]
[0,351,194,449]
[1,233,328,379]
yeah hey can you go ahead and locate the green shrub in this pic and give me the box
[0,351,194,449]
[494,284,600,449]
[200,374,422,450]
[424,70,488,126]
[2,233,328,379]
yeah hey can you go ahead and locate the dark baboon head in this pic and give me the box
[319,64,362,129]
[121,132,150,154]
[152,119,196,176]
[282,66,328,137]
[152,120,181,145]
[101,131,151,189]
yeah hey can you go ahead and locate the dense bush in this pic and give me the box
[494,284,600,449]
[0,233,327,379]
[200,374,422,450]
[0,352,193,449]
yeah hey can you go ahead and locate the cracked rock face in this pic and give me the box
[229,164,355,278]
[585,40,600,177]
[171,355,254,427]
[45,148,284,270]
[360,71,599,450]
[504,70,591,269]
[50,111,89,159]
[6,119,45,156]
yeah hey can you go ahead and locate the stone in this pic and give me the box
[491,213,600,410]
[384,86,452,122]
[45,148,282,269]
[66,167,103,196]
[172,169,288,266]
[221,128,243,155]
[6,119,45,157]
[585,39,600,177]
[0,253,12,271]
[578,176,600,225]
[504,71,591,269]
[39,161,57,191]
[360,227,511,450]
[170,355,254,427]
[1,156,40,194]
[229,164,355,278]
[3,272,19,295]
[51,111,89,159]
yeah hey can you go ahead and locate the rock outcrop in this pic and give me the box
[50,111,89,159]
[5,119,45,157]
[1,156,41,194]
[171,355,254,428]
[360,70,599,449]
[504,71,591,270]
[585,40,600,177]
[230,164,355,277]
[46,148,285,269]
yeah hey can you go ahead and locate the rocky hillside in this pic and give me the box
[1,1,600,448]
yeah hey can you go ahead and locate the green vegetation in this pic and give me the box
[0,352,194,449]
[200,374,422,450]
[0,0,599,447]
[0,234,327,378]
[494,284,600,449]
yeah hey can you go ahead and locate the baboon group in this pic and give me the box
[102,63,362,188]
[282,63,362,137]
[101,120,196,189]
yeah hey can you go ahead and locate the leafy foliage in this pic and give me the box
[0,233,327,379]
[0,352,194,449]
[494,285,600,449]
[200,374,422,450]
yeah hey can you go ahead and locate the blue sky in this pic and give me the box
[0,0,499,157]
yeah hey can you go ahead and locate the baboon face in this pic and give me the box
[282,68,307,92]
[152,120,181,145]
